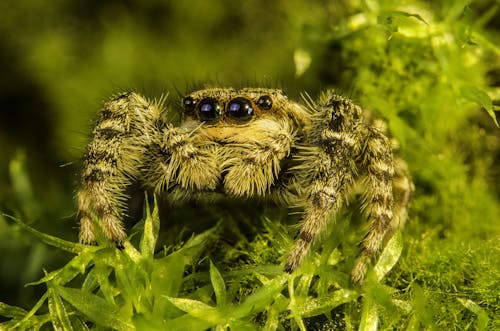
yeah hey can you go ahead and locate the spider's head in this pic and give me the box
[181,87,292,125]
[179,87,309,143]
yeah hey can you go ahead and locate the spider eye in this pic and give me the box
[227,97,254,122]
[257,95,272,110]
[183,96,196,111]
[198,97,221,122]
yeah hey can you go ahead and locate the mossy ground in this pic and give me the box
[1,1,499,330]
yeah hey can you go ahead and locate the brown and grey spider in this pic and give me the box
[76,87,412,283]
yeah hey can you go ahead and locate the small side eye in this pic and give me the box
[257,95,272,110]
[227,97,254,122]
[183,96,196,111]
[199,97,221,122]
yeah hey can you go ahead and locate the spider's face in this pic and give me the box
[179,87,301,143]
[181,88,291,124]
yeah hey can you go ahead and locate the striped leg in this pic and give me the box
[77,92,161,244]
[391,157,413,232]
[285,92,360,272]
[284,167,352,272]
[350,127,395,283]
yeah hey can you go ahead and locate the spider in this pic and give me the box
[76,87,412,283]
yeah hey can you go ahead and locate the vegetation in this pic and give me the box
[1,0,498,330]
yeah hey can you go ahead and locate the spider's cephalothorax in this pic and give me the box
[77,87,412,283]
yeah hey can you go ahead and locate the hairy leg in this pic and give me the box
[77,92,162,244]
[285,92,361,272]
[223,119,294,197]
[351,127,397,283]
[143,126,220,193]
[391,157,413,231]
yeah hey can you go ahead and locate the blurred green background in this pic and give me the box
[0,0,499,326]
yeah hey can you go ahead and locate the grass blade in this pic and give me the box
[359,296,378,331]
[0,302,28,319]
[165,297,223,324]
[210,261,227,306]
[374,230,403,281]
[460,85,498,127]
[48,283,74,331]
[299,289,359,317]
[54,285,134,330]
[140,194,160,258]
[4,213,90,254]
[458,298,490,331]
[234,274,288,319]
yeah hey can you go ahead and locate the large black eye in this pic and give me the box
[198,97,221,122]
[183,96,196,111]
[227,97,254,122]
[257,95,272,110]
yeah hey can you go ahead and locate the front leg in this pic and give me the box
[77,92,161,244]
[143,126,220,193]
[284,145,356,272]
[285,93,361,272]
[223,119,294,197]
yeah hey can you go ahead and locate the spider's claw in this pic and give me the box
[284,262,294,273]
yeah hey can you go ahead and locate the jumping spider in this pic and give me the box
[77,87,412,283]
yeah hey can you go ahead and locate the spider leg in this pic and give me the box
[223,119,294,197]
[391,156,413,230]
[77,92,161,244]
[351,154,413,282]
[284,149,355,272]
[143,125,219,194]
[285,93,360,272]
[350,127,399,283]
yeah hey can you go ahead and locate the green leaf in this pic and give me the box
[287,276,306,331]
[88,265,116,304]
[182,226,218,252]
[460,85,499,127]
[411,284,436,328]
[54,285,134,330]
[298,289,359,317]
[210,261,227,306]
[70,315,92,331]
[234,274,288,318]
[140,194,160,258]
[160,313,214,331]
[262,296,289,331]
[3,213,91,254]
[359,296,378,331]
[374,230,403,281]
[47,283,74,331]
[110,252,152,314]
[152,253,186,316]
[123,241,142,264]
[294,48,312,77]
[457,298,490,331]
[0,302,28,319]
[12,292,49,329]
[165,297,224,325]
[379,10,429,38]
[389,10,428,25]
[27,252,94,287]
